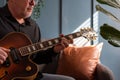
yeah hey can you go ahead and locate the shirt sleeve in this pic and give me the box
[31,46,58,64]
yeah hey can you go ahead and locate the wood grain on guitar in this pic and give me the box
[0,28,97,80]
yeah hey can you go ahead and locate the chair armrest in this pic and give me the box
[94,63,115,80]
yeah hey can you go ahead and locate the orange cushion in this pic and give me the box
[56,43,103,80]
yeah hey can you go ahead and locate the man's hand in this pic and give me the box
[53,34,73,53]
[0,47,10,64]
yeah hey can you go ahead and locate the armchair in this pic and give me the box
[41,43,115,80]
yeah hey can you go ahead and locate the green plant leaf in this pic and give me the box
[100,24,120,47]
[32,0,45,20]
[96,0,120,9]
[108,40,120,47]
[96,5,120,23]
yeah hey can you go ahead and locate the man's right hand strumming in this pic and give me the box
[0,47,10,64]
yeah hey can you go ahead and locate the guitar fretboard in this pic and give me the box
[19,28,96,56]
[19,32,82,56]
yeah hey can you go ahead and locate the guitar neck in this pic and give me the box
[19,28,96,56]
[19,32,83,56]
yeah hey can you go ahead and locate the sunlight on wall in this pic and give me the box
[72,11,99,46]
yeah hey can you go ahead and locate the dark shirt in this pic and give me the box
[0,5,58,65]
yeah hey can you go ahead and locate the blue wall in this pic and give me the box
[37,0,60,39]
[37,0,92,39]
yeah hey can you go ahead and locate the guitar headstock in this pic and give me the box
[80,27,97,41]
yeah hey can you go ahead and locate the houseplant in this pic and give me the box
[96,0,120,47]
[32,0,45,20]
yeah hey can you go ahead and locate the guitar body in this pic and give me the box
[0,32,39,80]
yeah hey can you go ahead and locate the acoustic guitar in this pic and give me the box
[0,28,97,80]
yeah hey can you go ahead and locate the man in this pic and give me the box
[0,0,75,80]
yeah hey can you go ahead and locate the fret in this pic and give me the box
[48,41,53,45]
[34,44,38,50]
[34,43,40,50]
[48,39,59,45]
[32,45,36,50]
[19,48,24,55]
[68,35,73,39]
[39,43,44,48]
[42,42,48,48]
[64,33,79,39]
[24,47,29,53]
[76,32,81,37]
[23,47,27,54]
[29,45,34,51]
[54,39,59,43]
[27,47,31,52]
[36,43,42,49]
[74,33,78,38]
[75,32,81,38]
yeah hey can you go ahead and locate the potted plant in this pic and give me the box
[96,0,120,47]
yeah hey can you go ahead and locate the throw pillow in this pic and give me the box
[56,42,103,80]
